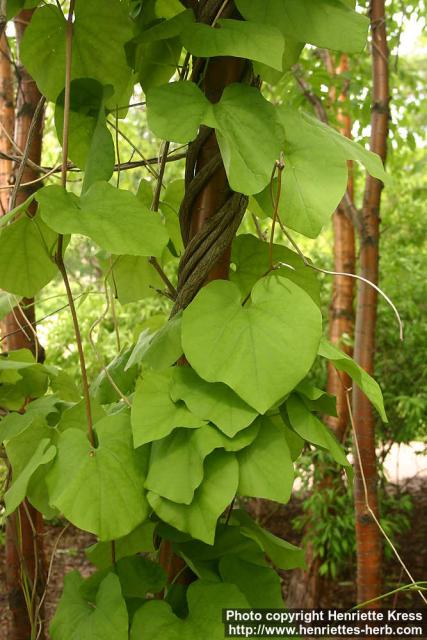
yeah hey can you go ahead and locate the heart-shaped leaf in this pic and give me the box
[182,276,322,413]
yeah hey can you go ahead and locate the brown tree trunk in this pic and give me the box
[287,54,356,609]
[352,0,389,606]
[159,2,247,585]
[1,11,46,639]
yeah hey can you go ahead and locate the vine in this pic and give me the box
[0,0,407,638]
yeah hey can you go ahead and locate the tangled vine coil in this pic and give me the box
[171,126,248,315]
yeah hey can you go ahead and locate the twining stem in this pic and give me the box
[268,155,285,270]
[54,0,95,446]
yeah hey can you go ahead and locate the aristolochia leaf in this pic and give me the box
[318,338,388,421]
[181,19,285,71]
[50,572,128,640]
[37,183,168,257]
[170,366,258,437]
[147,82,283,195]
[131,580,249,640]
[131,370,205,447]
[237,416,294,502]
[0,214,58,297]
[145,422,259,504]
[46,414,149,540]
[235,0,369,52]
[110,256,163,304]
[21,0,134,106]
[231,234,320,306]
[260,107,388,238]
[182,276,322,414]
[5,438,56,516]
[286,394,350,467]
[147,450,238,544]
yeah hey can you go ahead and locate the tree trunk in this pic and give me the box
[1,10,46,639]
[353,0,389,606]
[287,54,356,609]
[159,1,247,584]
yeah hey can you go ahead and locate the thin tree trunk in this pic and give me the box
[1,10,46,639]
[287,54,356,609]
[353,0,389,606]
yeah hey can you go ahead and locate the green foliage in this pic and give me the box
[0,0,408,631]
[181,276,322,413]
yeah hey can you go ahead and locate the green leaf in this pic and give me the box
[170,366,258,438]
[318,338,387,421]
[219,555,284,607]
[136,38,182,94]
[131,370,205,447]
[21,1,134,106]
[235,0,369,52]
[47,414,149,540]
[286,394,350,466]
[181,20,285,71]
[140,313,183,370]
[206,84,283,195]
[86,521,156,570]
[147,81,210,143]
[145,422,258,504]
[262,107,387,238]
[55,79,115,191]
[147,450,238,544]
[182,276,322,414]
[37,182,169,258]
[231,233,320,305]
[147,82,283,194]
[110,256,163,304]
[131,580,249,640]
[0,214,58,297]
[5,438,56,515]
[50,572,128,640]
[237,416,294,502]
[233,510,305,570]
[91,347,138,405]
[114,555,167,598]
[296,380,337,416]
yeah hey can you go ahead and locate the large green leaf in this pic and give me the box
[286,394,350,467]
[5,438,56,515]
[147,82,283,195]
[37,183,168,258]
[237,416,294,502]
[131,370,205,447]
[50,572,128,640]
[131,580,249,640]
[21,0,134,106]
[181,19,284,71]
[55,79,115,191]
[318,338,387,421]
[86,522,156,570]
[139,313,183,371]
[232,510,305,570]
[47,414,148,540]
[182,276,322,414]
[147,450,238,544]
[259,107,387,238]
[145,422,259,504]
[219,555,284,607]
[170,366,258,438]
[235,0,369,52]
[231,233,320,305]
[0,214,58,297]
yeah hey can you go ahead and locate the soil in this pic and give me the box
[0,478,426,638]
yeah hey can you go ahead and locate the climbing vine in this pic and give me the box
[0,0,391,637]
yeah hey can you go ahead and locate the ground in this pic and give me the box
[0,477,425,638]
